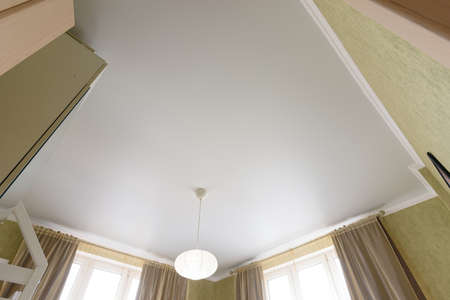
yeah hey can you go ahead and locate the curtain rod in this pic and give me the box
[230,210,385,275]
[79,240,149,262]
[30,216,174,266]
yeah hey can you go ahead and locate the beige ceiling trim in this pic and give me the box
[0,0,30,13]
[343,0,450,69]
[390,0,450,29]
[0,0,75,76]
[297,0,437,201]
[233,235,333,274]
[78,241,147,268]
[30,216,174,266]
[215,3,440,278]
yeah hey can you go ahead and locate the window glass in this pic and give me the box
[298,263,334,300]
[60,263,80,300]
[334,258,351,300]
[265,249,352,300]
[83,269,121,300]
[267,275,292,300]
[127,278,140,300]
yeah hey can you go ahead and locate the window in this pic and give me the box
[60,252,141,300]
[265,247,350,300]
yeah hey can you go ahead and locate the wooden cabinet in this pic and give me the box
[0,0,75,76]
[0,33,106,197]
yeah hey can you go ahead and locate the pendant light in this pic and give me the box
[175,188,218,280]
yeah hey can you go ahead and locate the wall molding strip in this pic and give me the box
[219,0,440,281]
[31,217,174,267]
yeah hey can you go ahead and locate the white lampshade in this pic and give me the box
[174,249,218,280]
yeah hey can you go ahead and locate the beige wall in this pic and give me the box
[315,0,450,204]
[0,0,75,75]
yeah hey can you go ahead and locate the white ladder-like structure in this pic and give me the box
[0,202,47,300]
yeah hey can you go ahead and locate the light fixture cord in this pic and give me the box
[196,197,202,248]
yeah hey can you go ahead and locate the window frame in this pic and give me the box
[264,247,349,300]
[61,251,141,300]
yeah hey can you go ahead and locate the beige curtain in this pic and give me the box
[236,265,266,300]
[136,262,187,300]
[331,218,424,300]
[0,226,79,299]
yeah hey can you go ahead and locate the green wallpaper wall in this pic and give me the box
[185,197,450,300]
[313,1,450,298]
[314,0,450,205]
[2,201,447,300]
[0,220,22,262]
[1,1,449,299]
[214,276,236,300]
[382,192,450,299]
[381,167,450,300]
[187,276,236,300]
[187,279,215,300]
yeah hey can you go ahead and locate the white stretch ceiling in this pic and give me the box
[3,0,429,279]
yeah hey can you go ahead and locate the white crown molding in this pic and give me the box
[223,189,434,281]
[298,0,424,167]
[383,164,437,215]
[31,217,174,266]
[213,0,439,281]
[10,1,439,284]
[297,0,436,199]
[343,0,450,70]
[75,65,107,113]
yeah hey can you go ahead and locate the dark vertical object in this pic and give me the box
[427,152,450,188]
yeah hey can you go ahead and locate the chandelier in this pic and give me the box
[174,188,218,280]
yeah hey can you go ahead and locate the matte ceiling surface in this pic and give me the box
[3,0,427,278]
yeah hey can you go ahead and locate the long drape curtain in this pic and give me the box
[236,265,266,300]
[0,226,79,300]
[331,218,424,300]
[136,263,187,300]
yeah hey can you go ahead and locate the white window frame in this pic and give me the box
[61,251,141,300]
[264,247,349,300]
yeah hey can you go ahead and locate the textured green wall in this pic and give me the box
[214,276,236,300]
[0,220,22,262]
[421,167,450,208]
[187,280,215,300]
[1,220,235,299]
[3,4,449,298]
[382,196,450,299]
[314,0,450,205]
[381,167,450,299]
[313,1,450,297]
[187,276,236,300]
